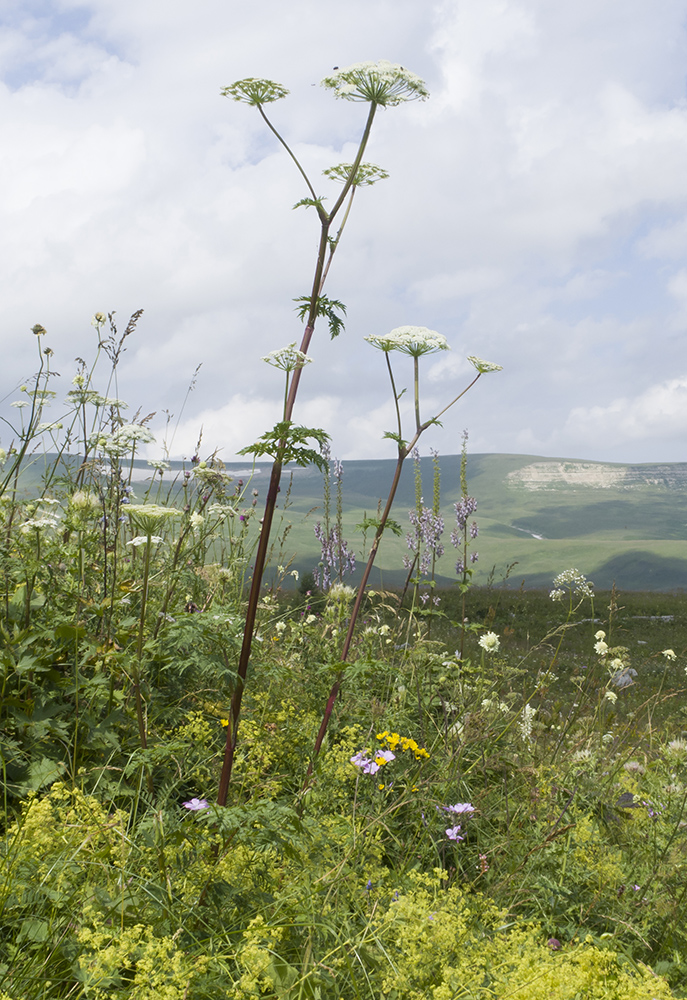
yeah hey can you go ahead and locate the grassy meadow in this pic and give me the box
[2,339,687,998]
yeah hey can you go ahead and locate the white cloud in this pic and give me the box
[563,377,687,449]
[2,0,687,466]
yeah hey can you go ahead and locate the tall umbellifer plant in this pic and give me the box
[217,61,430,804]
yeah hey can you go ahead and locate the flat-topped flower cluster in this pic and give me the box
[365,326,449,358]
[321,60,429,106]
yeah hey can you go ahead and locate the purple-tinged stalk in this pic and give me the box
[452,431,479,660]
[306,338,502,781]
[216,62,429,805]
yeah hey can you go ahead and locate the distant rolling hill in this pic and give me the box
[254,452,687,592]
[19,452,687,591]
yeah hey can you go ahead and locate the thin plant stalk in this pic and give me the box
[132,533,155,796]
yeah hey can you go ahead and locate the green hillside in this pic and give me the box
[260,452,687,592]
[18,451,687,591]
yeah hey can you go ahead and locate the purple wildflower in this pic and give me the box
[442,802,475,815]
[445,825,465,841]
[183,797,209,811]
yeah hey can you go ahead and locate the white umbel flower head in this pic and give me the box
[365,326,449,357]
[321,60,428,106]
[221,78,289,105]
[261,343,313,372]
[467,356,503,374]
[127,503,181,535]
[323,162,389,187]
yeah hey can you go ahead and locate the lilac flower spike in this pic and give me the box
[183,797,209,811]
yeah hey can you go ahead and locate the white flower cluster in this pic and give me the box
[321,60,429,106]
[549,567,594,601]
[127,503,181,535]
[365,326,449,358]
[519,703,536,743]
[21,514,60,534]
[91,424,154,456]
[261,343,313,372]
[127,535,163,547]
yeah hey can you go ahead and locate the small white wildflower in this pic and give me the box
[602,732,615,744]
[378,624,391,636]
[667,738,687,755]
[478,631,500,654]
[190,512,204,532]
[604,690,618,705]
[608,657,625,673]
[571,748,593,763]
[274,621,287,634]
[148,459,171,472]
[11,400,29,409]
[623,760,644,774]
[595,630,606,641]
[91,312,107,327]
[305,614,317,625]
[290,569,299,581]
[662,649,677,661]
[594,640,609,656]
[549,588,565,602]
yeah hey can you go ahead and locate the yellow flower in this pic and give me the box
[220,718,229,727]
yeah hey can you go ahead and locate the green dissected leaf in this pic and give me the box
[292,196,327,212]
[239,420,330,472]
[293,295,347,338]
[382,430,407,448]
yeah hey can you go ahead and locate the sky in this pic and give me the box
[2,0,687,466]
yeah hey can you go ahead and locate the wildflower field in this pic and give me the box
[2,60,687,999]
